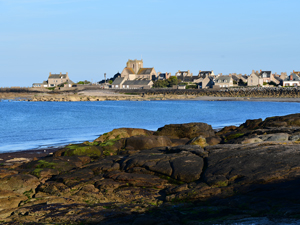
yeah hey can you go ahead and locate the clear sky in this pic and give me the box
[0,0,299,87]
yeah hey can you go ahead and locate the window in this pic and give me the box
[116,85,118,88]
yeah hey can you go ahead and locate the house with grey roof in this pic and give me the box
[283,73,300,87]
[122,80,153,89]
[248,70,263,86]
[157,72,171,80]
[32,81,48,88]
[111,77,126,89]
[32,72,74,88]
[175,70,192,77]
[48,72,71,87]
[196,76,214,89]
[214,75,234,88]
[198,70,214,78]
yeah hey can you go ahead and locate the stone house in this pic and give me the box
[259,71,272,84]
[48,72,70,87]
[122,80,153,89]
[283,73,300,87]
[157,72,171,80]
[214,75,234,88]
[32,81,48,88]
[247,71,263,86]
[248,70,280,86]
[198,70,214,77]
[120,59,157,80]
[175,70,192,77]
[111,77,126,89]
[111,77,153,89]
[194,76,214,89]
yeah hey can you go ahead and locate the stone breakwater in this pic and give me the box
[1,114,300,224]
[1,87,300,102]
[116,87,300,99]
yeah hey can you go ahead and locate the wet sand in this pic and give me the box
[0,148,60,164]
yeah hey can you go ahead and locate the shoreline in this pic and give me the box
[2,88,300,102]
[0,147,60,164]
[191,96,300,102]
[2,94,300,103]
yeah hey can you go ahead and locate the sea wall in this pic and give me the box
[116,87,300,98]
[1,87,300,101]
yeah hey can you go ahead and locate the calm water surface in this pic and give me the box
[0,100,299,152]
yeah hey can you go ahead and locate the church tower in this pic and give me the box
[126,59,143,74]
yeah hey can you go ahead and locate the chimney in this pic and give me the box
[49,72,51,76]
[290,75,293,81]
[293,70,295,73]
[60,72,62,75]
[260,69,262,73]
[66,72,68,76]
[252,70,255,74]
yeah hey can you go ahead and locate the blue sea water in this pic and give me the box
[0,100,299,153]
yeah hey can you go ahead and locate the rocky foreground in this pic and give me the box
[1,114,300,224]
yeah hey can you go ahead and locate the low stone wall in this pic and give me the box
[115,87,300,98]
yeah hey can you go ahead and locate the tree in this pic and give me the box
[77,80,91,85]
[168,76,179,87]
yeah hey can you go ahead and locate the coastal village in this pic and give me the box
[32,59,300,90]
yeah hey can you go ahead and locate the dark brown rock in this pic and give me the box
[95,128,153,143]
[125,135,172,150]
[154,122,215,139]
[206,136,222,145]
[0,174,40,196]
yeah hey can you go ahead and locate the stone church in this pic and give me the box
[120,59,157,80]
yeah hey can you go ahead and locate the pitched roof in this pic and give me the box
[112,77,125,85]
[283,73,300,81]
[231,75,240,81]
[176,71,189,76]
[49,74,68,79]
[215,75,232,83]
[259,71,272,78]
[199,71,212,77]
[125,68,135,74]
[137,68,153,75]
[123,80,152,85]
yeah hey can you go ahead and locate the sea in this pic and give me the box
[0,100,299,153]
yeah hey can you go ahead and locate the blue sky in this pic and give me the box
[0,0,299,87]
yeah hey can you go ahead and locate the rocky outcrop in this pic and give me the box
[1,114,300,224]
[154,122,215,139]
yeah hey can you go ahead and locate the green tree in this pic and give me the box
[168,76,179,87]
[77,80,91,85]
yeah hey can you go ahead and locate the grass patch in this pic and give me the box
[32,168,43,178]
[36,160,57,169]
